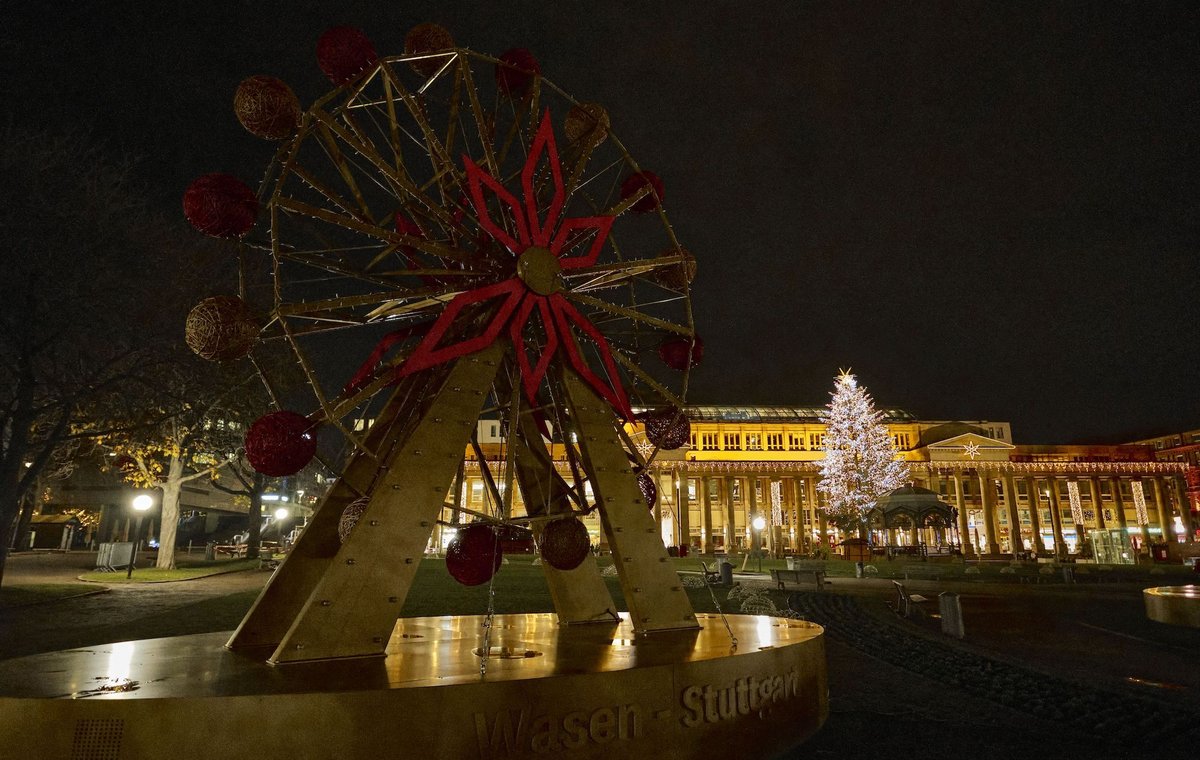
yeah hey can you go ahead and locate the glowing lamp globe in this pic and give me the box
[274,507,289,521]
[752,516,767,532]
[619,171,664,214]
[637,472,657,509]
[446,523,502,586]
[183,173,258,238]
[184,296,259,362]
[639,406,690,451]
[539,517,591,571]
[316,26,378,85]
[233,75,301,140]
[657,335,703,371]
[244,411,316,477]
[495,48,539,97]
[404,23,455,76]
[132,494,153,512]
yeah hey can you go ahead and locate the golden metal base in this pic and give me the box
[0,613,826,759]
[1144,585,1200,628]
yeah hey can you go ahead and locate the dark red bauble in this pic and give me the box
[620,171,664,214]
[185,295,259,361]
[658,335,704,371]
[316,26,378,85]
[244,411,317,477]
[637,472,657,509]
[183,173,258,238]
[495,48,539,97]
[639,406,691,451]
[404,23,455,76]
[539,517,591,571]
[233,75,301,140]
[446,523,503,586]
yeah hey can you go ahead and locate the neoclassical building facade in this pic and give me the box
[455,406,1197,562]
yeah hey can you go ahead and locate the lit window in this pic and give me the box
[746,434,762,451]
[766,433,783,451]
[788,434,803,451]
[723,433,741,450]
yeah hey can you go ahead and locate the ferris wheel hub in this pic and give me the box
[517,245,564,295]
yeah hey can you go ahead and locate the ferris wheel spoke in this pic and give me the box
[379,73,413,184]
[457,57,501,179]
[311,121,377,222]
[563,253,689,291]
[377,66,465,191]
[277,283,460,317]
[310,108,469,239]
[565,292,692,337]
[283,251,406,290]
[608,349,685,409]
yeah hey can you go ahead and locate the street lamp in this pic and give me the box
[127,494,153,579]
[274,507,289,521]
[751,515,767,572]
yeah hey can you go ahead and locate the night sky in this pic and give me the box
[4,1,1197,444]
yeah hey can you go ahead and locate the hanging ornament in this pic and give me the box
[316,26,378,85]
[495,48,539,97]
[620,171,664,214]
[233,75,301,140]
[563,102,609,148]
[446,523,503,586]
[183,173,258,238]
[640,406,690,450]
[637,472,657,509]
[184,295,259,361]
[657,335,704,371]
[404,23,455,76]
[539,517,591,571]
[244,411,317,477]
[338,497,369,543]
[654,247,697,290]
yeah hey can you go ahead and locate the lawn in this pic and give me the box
[77,558,261,583]
[0,583,100,609]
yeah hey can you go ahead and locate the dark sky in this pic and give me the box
[4,1,1197,444]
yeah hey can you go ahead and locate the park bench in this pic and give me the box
[902,565,948,582]
[699,560,723,586]
[771,567,828,592]
[891,580,930,618]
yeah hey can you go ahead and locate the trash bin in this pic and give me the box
[786,557,796,570]
[678,544,689,558]
[938,592,964,639]
[718,560,734,586]
[205,541,216,561]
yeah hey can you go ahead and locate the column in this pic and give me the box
[807,477,827,551]
[723,476,737,554]
[677,466,690,551]
[1110,477,1128,533]
[789,477,803,553]
[1045,477,1066,559]
[1171,476,1195,543]
[1003,474,1023,558]
[978,469,999,555]
[1026,476,1047,554]
[952,471,970,555]
[748,475,761,555]
[1088,477,1105,530]
[700,475,713,554]
[1150,477,1172,544]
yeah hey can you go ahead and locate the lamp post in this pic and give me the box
[751,515,767,572]
[127,494,153,579]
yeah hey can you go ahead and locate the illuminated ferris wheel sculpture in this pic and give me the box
[183,25,704,663]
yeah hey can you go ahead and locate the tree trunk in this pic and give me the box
[155,456,183,570]
[245,474,264,560]
[0,474,22,588]
[11,490,37,551]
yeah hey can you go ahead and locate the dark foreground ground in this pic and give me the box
[2,551,1197,759]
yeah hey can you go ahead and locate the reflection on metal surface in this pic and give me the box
[473,646,543,659]
[1125,676,1186,691]
[1144,585,1200,628]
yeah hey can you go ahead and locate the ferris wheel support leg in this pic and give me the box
[234,345,504,663]
[509,417,618,624]
[561,371,700,634]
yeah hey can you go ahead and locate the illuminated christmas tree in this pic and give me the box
[816,370,908,539]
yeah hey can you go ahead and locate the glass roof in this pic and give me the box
[634,405,916,423]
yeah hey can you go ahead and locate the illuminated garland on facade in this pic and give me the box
[1131,480,1149,525]
[1066,480,1084,525]
[770,480,783,527]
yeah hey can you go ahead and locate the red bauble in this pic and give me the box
[658,335,704,371]
[244,411,317,477]
[495,48,539,97]
[404,23,455,76]
[316,26,378,85]
[233,75,301,140]
[183,174,258,238]
[640,407,691,451]
[446,523,503,586]
[539,517,591,571]
[637,472,657,509]
[620,171,664,214]
[185,296,259,361]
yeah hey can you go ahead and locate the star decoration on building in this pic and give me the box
[961,442,981,459]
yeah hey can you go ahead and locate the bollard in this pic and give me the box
[718,560,734,586]
[938,592,964,639]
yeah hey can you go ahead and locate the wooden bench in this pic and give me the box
[699,561,723,586]
[892,581,930,618]
[771,568,827,592]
